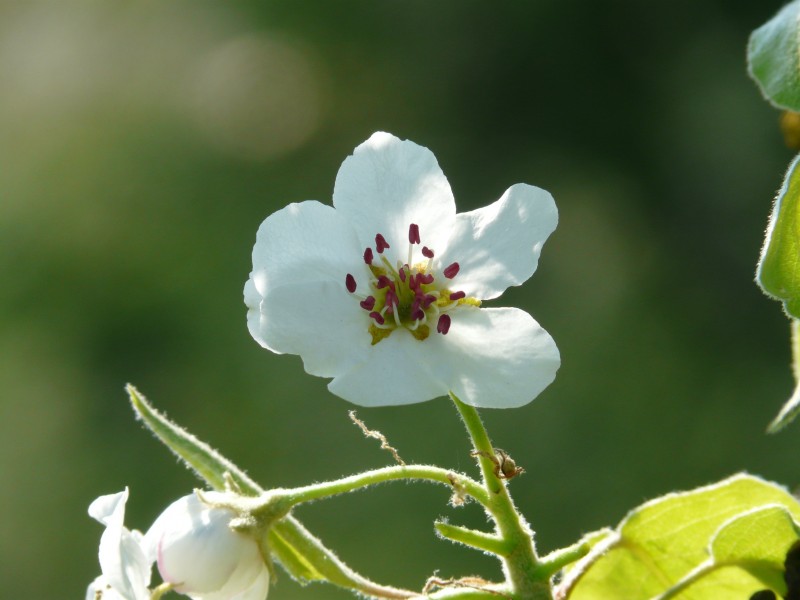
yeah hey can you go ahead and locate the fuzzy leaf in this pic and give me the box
[748,0,800,110]
[562,474,800,599]
[126,385,339,584]
[758,156,800,319]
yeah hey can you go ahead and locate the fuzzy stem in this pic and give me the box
[533,538,594,581]
[277,464,490,509]
[435,521,513,555]
[451,393,552,600]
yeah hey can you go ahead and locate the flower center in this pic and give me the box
[345,223,480,345]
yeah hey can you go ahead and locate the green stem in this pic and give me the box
[435,521,513,555]
[450,393,551,600]
[277,464,490,509]
[533,538,594,581]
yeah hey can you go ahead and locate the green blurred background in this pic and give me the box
[2,1,798,598]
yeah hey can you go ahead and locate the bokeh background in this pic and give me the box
[2,1,798,598]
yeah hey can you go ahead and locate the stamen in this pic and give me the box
[443,262,460,279]
[421,246,434,259]
[423,294,437,307]
[360,296,376,311]
[345,274,357,293]
[363,247,374,265]
[369,311,385,325]
[417,273,434,285]
[437,314,451,335]
[398,266,407,282]
[449,291,465,301]
[376,275,395,290]
[408,223,420,244]
[375,233,390,253]
[385,289,398,311]
[411,307,425,321]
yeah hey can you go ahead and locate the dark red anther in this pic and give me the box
[408,223,420,244]
[369,311,385,325]
[443,262,460,279]
[411,307,425,321]
[376,275,395,290]
[363,247,374,265]
[345,273,357,293]
[421,246,434,259]
[423,294,436,307]
[360,296,376,311]
[417,273,434,285]
[398,267,407,282]
[437,314,451,335]
[375,233,390,253]
[449,291,465,301]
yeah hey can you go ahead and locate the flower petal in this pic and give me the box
[256,280,372,377]
[328,330,447,406]
[440,183,557,300]
[195,545,268,600]
[86,576,127,600]
[418,307,560,408]
[148,495,243,594]
[249,200,363,294]
[90,489,152,600]
[333,132,456,256]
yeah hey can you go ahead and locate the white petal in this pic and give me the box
[256,280,371,377]
[229,568,270,600]
[148,495,245,594]
[194,545,268,600]
[89,489,129,528]
[91,489,152,600]
[333,132,456,257]
[86,576,126,600]
[328,330,447,406]
[249,200,363,294]
[417,307,560,408]
[440,184,557,300]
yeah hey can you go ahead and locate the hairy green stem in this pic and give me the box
[451,393,551,600]
[276,464,490,509]
[435,521,513,555]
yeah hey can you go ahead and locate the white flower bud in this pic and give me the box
[145,493,269,600]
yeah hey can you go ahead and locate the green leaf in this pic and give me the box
[127,384,262,494]
[654,505,800,599]
[768,319,800,433]
[757,156,800,319]
[561,474,800,599]
[748,0,800,110]
[126,385,402,591]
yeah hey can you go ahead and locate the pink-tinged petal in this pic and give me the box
[146,495,247,596]
[440,184,557,300]
[328,331,447,406]
[417,307,559,408]
[256,281,372,377]
[333,132,456,259]
[250,200,364,294]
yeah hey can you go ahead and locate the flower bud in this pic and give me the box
[145,493,269,600]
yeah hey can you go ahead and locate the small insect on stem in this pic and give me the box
[470,448,525,480]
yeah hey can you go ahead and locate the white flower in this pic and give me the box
[245,132,560,408]
[145,493,270,600]
[87,489,153,600]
